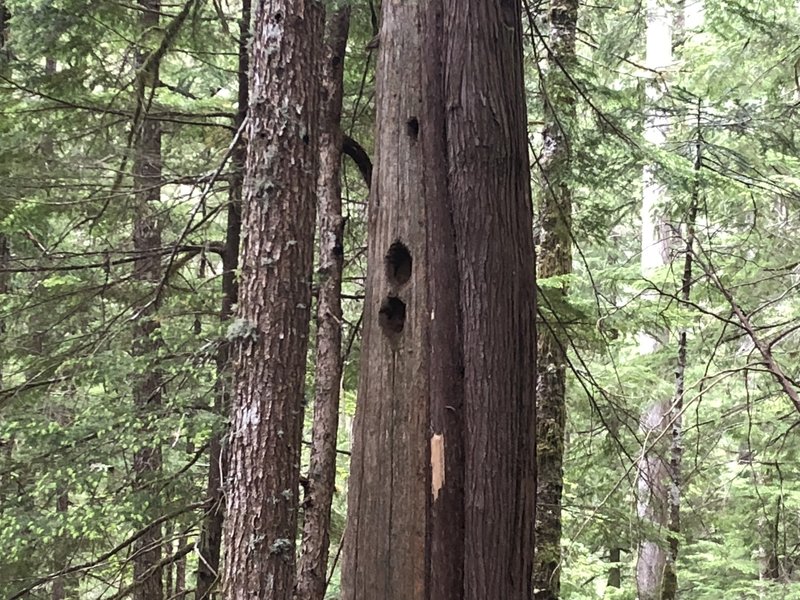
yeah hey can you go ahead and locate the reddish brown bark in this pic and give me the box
[294,6,350,600]
[341,1,537,599]
[220,1,320,598]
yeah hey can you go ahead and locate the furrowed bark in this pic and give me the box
[341,0,537,598]
[195,2,250,598]
[533,0,578,598]
[294,5,350,600]
[220,0,321,598]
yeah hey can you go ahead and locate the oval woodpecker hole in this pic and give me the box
[379,296,406,342]
[406,117,419,139]
[385,241,412,286]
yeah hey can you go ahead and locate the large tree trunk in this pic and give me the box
[131,2,164,599]
[294,6,350,600]
[220,1,320,598]
[533,0,578,598]
[341,1,537,599]
[194,3,250,599]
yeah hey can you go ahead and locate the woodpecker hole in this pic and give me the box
[406,117,419,139]
[385,241,412,286]
[379,296,406,342]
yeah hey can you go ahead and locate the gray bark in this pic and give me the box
[220,0,321,598]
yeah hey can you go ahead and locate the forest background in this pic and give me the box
[2,0,800,599]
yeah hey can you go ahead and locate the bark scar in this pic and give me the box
[431,433,445,501]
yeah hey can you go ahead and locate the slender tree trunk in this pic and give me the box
[659,104,700,600]
[51,487,70,600]
[175,531,187,600]
[294,6,350,600]
[341,1,537,599]
[131,2,164,599]
[164,533,174,600]
[220,0,320,598]
[0,1,6,373]
[533,0,578,598]
[194,3,250,599]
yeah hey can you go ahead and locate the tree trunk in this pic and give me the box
[0,234,7,390]
[220,0,320,598]
[0,0,9,64]
[660,103,700,600]
[533,0,578,598]
[294,6,350,600]
[636,1,673,598]
[131,2,164,599]
[51,485,70,600]
[175,531,187,600]
[195,2,250,599]
[607,547,622,589]
[341,1,537,599]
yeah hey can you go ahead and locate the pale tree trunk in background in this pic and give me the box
[341,0,537,598]
[220,0,320,598]
[533,0,578,598]
[195,2,250,598]
[295,5,350,600]
[131,1,164,599]
[636,1,673,598]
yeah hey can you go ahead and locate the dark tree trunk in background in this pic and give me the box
[131,2,164,599]
[220,0,320,598]
[660,111,699,600]
[294,5,350,600]
[607,547,622,589]
[195,2,250,599]
[0,0,9,64]
[341,0,537,598]
[533,0,578,598]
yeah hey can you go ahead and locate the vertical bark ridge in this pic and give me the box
[342,1,536,599]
